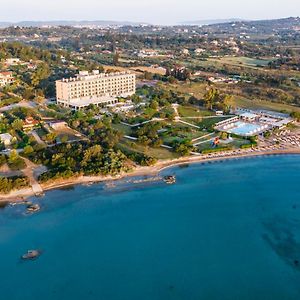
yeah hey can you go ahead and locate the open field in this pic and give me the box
[188,116,232,131]
[234,96,300,113]
[196,136,251,152]
[119,139,180,160]
[172,56,270,72]
[177,105,214,118]
[161,82,208,99]
[54,127,85,142]
[112,123,134,136]
[160,123,207,145]
[102,65,166,75]
[210,56,273,68]
[162,81,300,114]
[131,66,166,75]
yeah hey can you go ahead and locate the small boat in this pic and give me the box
[164,175,176,185]
[36,192,45,197]
[27,204,41,213]
[21,250,41,260]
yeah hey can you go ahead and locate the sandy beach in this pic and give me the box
[1,147,300,203]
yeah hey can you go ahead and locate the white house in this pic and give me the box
[0,133,13,146]
[5,58,21,65]
[0,71,14,87]
[181,49,190,55]
[194,48,205,55]
[48,121,67,130]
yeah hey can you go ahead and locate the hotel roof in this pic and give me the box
[58,71,134,83]
[240,112,257,119]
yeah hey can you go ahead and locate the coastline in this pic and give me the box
[1,147,300,203]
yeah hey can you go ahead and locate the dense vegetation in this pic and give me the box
[32,142,130,182]
[0,176,30,194]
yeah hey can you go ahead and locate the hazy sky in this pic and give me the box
[1,0,299,24]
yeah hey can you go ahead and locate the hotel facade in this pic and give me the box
[56,70,136,110]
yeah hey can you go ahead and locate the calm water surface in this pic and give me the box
[1,155,300,300]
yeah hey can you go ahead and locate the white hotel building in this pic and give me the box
[56,70,136,110]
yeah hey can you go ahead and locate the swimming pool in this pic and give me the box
[225,121,265,136]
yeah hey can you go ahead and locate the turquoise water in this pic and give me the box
[227,121,262,136]
[1,155,300,300]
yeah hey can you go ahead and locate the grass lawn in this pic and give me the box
[162,82,207,99]
[119,139,180,160]
[234,96,300,113]
[178,105,214,118]
[36,127,48,138]
[102,64,166,76]
[112,123,134,136]
[196,137,250,152]
[205,56,274,71]
[216,56,273,67]
[193,117,231,130]
[123,115,149,125]
[196,141,214,152]
[142,107,157,119]
[220,138,251,148]
[130,66,166,75]
[233,139,251,148]
[55,127,84,142]
[160,122,208,145]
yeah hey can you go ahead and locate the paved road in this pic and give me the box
[30,130,47,146]
[22,158,45,195]
[0,149,23,155]
[0,101,37,112]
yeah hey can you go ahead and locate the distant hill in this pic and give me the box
[179,19,245,26]
[0,22,12,28]
[200,17,300,33]
[180,17,300,29]
[0,20,148,28]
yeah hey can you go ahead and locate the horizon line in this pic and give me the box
[0,16,299,26]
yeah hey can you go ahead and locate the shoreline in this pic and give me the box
[1,148,300,203]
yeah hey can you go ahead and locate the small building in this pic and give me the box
[27,63,37,70]
[137,49,158,58]
[181,49,190,55]
[48,121,67,130]
[208,76,225,83]
[215,111,224,116]
[23,117,40,131]
[0,133,13,146]
[240,112,258,122]
[194,48,205,55]
[0,71,14,87]
[273,119,294,130]
[5,58,21,66]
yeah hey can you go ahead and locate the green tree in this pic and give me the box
[203,88,220,110]
[12,119,24,131]
[23,145,34,156]
[150,100,159,110]
[45,132,57,144]
[30,62,50,87]
[113,52,120,66]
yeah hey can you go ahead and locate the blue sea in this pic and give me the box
[1,155,300,300]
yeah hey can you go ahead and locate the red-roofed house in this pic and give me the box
[0,71,14,87]
[23,117,40,131]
